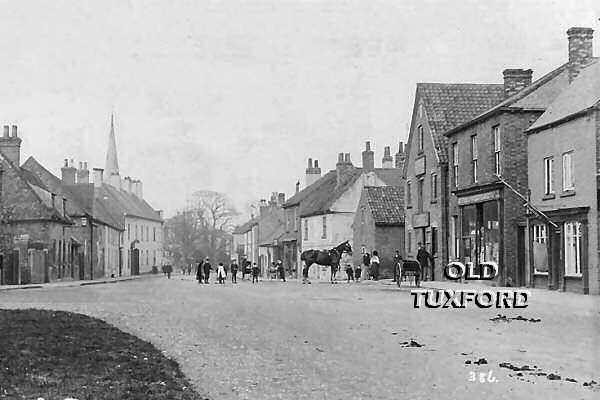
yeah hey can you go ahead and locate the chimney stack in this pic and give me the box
[61,158,77,185]
[336,151,354,187]
[278,192,286,206]
[382,146,393,168]
[259,199,268,216]
[395,141,405,169]
[0,124,22,166]
[305,157,322,187]
[567,27,594,83]
[124,176,132,193]
[93,168,104,188]
[295,180,300,194]
[110,173,121,190]
[362,141,375,172]
[269,192,278,207]
[132,180,143,198]
[503,69,533,98]
[76,161,90,184]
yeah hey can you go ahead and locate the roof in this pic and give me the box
[411,83,505,163]
[364,186,404,225]
[99,184,163,223]
[528,59,600,132]
[445,62,571,137]
[233,218,258,234]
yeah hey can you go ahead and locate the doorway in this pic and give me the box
[132,248,140,275]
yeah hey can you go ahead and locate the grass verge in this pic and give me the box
[0,309,208,399]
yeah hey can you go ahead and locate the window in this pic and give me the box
[452,143,459,187]
[544,157,554,195]
[322,216,327,239]
[431,172,438,200]
[146,226,149,241]
[127,224,130,240]
[285,211,290,232]
[417,178,424,213]
[562,151,574,191]
[153,227,156,241]
[493,125,501,176]
[564,221,582,276]
[141,226,144,241]
[361,206,366,224]
[294,209,298,231]
[406,181,412,207]
[419,104,424,118]
[417,126,424,152]
[304,220,308,241]
[471,135,478,183]
[153,250,156,265]
[532,224,548,274]
[135,225,138,240]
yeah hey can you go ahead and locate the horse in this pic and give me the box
[300,241,352,284]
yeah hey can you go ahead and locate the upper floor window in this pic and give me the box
[431,172,438,200]
[471,135,478,183]
[153,227,156,241]
[544,157,554,195]
[493,125,501,176]
[417,178,424,213]
[146,226,149,241]
[294,208,298,232]
[285,211,290,233]
[417,126,424,152]
[322,216,327,239]
[452,143,459,187]
[127,224,130,240]
[406,181,412,207]
[419,104,424,118]
[304,219,308,241]
[562,151,574,191]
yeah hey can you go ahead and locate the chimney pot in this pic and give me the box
[83,161,88,170]
[344,153,351,163]
[384,146,391,156]
[3,126,9,137]
[11,125,17,137]
[78,161,83,170]
[307,158,313,168]
[314,160,319,168]
[362,141,375,171]
[70,159,74,168]
[295,180,300,194]
[337,153,344,163]
[365,141,371,151]
[64,159,68,167]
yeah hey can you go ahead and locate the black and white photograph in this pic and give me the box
[0,1,599,399]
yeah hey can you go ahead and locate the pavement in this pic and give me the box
[0,273,162,291]
[0,274,599,400]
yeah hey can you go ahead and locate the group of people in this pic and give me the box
[193,257,264,284]
[338,243,435,284]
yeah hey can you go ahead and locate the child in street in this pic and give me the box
[354,263,362,282]
[252,262,259,283]
[217,262,226,284]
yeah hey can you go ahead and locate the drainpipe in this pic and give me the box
[90,222,94,280]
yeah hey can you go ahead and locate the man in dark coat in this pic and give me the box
[230,259,239,283]
[416,242,435,282]
[196,260,204,284]
[202,258,212,284]
[277,260,286,282]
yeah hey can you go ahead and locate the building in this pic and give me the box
[444,27,588,287]
[0,125,72,284]
[22,157,125,280]
[352,186,404,278]
[285,143,403,280]
[98,116,164,275]
[525,31,598,294]
[403,82,505,281]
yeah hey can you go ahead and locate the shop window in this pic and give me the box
[532,224,548,274]
[564,221,582,276]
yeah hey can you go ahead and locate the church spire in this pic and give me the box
[105,113,120,179]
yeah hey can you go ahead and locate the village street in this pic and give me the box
[1,276,598,400]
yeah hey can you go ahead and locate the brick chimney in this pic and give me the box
[295,180,300,194]
[0,125,22,166]
[395,141,405,169]
[305,157,322,187]
[269,192,278,207]
[567,27,594,83]
[277,192,285,206]
[124,176,132,193]
[76,161,90,184]
[336,152,354,187]
[61,159,77,185]
[131,179,142,198]
[93,168,104,187]
[362,141,374,172]
[259,199,268,216]
[503,69,533,98]
[382,146,393,168]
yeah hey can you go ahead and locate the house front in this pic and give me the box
[525,44,599,294]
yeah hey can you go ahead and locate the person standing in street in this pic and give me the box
[230,259,238,284]
[203,257,212,284]
[196,260,204,284]
[252,262,259,283]
[277,260,286,282]
[341,252,353,283]
[416,242,435,282]
[217,262,226,284]
[362,252,371,280]
[241,255,248,280]
[165,263,173,279]
[393,250,403,283]
[370,250,380,281]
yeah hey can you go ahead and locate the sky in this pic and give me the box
[0,0,598,222]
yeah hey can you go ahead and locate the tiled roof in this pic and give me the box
[528,59,600,131]
[415,83,505,162]
[445,62,572,137]
[364,186,404,225]
[99,184,163,223]
[233,218,258,234]
[258,208,285,246]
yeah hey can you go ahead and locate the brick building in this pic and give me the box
[0,125,72,285]
[352,186,404,279]
[403,83,505,280]
[525,29,598,294]
[443,27,587,287]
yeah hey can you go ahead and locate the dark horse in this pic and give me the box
[300,241,352,284]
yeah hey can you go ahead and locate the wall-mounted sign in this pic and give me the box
[415,156,426,176]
